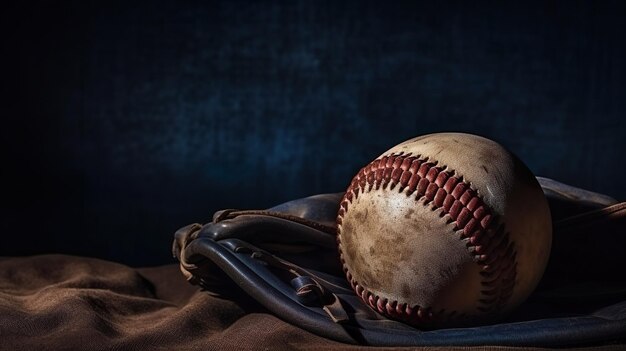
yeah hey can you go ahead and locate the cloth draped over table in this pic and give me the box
[1,177,625,350]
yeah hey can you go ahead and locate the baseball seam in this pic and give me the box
[336,152,517,326]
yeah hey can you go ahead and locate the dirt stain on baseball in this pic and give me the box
[401,283,412,299]
[404,208,415,219]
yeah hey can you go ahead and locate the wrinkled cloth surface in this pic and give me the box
[0,254,624,351]
[2,177,626,350]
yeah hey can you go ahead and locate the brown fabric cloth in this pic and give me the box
[0,255,622,351]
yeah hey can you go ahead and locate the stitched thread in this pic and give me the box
[336,152,517,326]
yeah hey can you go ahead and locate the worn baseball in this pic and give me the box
[336,133,552,328]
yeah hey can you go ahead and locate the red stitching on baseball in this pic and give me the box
[336,152,518,326]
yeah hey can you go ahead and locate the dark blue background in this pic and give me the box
[2,1,625,266]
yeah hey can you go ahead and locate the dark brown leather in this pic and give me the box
[172,178,626,347]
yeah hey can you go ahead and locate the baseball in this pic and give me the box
[336,133,552,328]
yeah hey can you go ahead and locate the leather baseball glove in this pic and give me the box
[172,177,626,347]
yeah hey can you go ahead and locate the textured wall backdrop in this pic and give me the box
[3,1,625,266]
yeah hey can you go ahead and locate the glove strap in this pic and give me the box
[213,209,337,234]
[248,249,349,323]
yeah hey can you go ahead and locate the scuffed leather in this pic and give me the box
[172,177,626,346]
